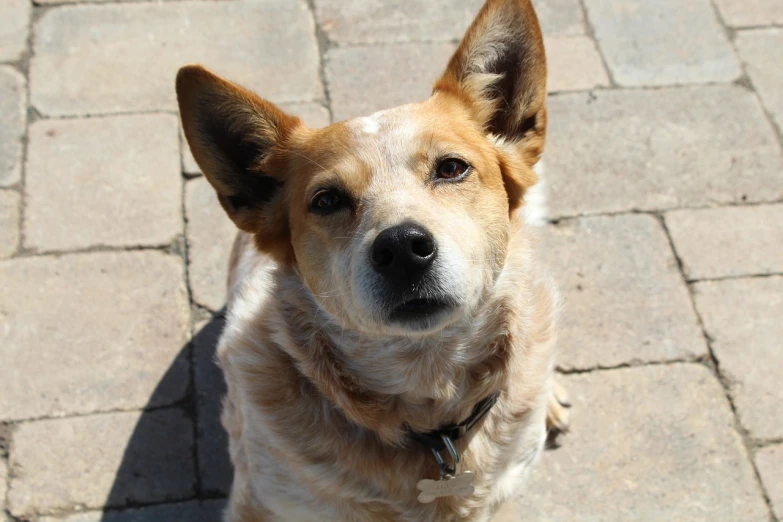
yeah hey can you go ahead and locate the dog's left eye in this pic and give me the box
[310,189,346,215]
[435,158,470,181]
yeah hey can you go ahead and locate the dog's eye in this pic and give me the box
[436,158,470,181]
[310,189,345,215]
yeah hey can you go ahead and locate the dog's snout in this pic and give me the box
[371,223,437,280]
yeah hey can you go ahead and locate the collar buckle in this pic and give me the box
[430,434,461,479]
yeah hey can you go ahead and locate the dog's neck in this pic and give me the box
[271,227,537,446]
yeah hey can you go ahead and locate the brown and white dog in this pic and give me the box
[177,0,569,519]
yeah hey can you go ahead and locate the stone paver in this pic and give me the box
[0,0,30,63]
[186,178,236,311]
[8,409,195,516]
[193,316,232,495]
[756,445,783,520]
[0,190,20,258]
[545,36,609,92]
[315,0,481,44]
[0,252,190,421]
[665,205,783,280]
[545,86,783,217]
[497,365,768,521]
[583,0,740,87]
[181,102,330,177]
[39,500,226,522]
[693,276,783,441]
[31,0,322,116]
[326,43,456,122]
[532,0,585,35]
[0,66,26,187]
[24,115,182,252]
[735,29,783,133]
[539,215,706,370]
[714,0,783,27]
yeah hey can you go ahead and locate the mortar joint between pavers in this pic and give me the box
[574,0,618,88]
[686,271,783,284]
[303,0,335,123]
[546,197,783,224]
[177,149,204,500]
[661,211,780,522]
[2,400,195,427]
[716,4,783,152]
[556,356,707,375]
[12,241,179,260]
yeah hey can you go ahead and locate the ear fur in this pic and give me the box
[434,0,547,166]
[176,65,301,259]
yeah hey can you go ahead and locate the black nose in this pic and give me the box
[371,223,437,282]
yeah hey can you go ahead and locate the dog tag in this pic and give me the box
[417,471,475,503]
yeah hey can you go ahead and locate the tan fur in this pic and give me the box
[177,1,568,520]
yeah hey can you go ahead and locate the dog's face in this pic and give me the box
[286,100,519,335]
[178,0,547,336]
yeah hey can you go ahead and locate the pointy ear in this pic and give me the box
[176,65,301,259]
[434,0,547,167]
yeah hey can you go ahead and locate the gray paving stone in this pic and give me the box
[665,205,783,280]
[0,0,30,63]
[693,276,783,441]
[715,0,783,27]
[193,316,232,495]
[545,86,783,217]
[181,102,330,177]
[539,215,706,370]
[0,66,26,187]
[532,0,585,36]
[0,190,20,258]
[583,0,741,86]
[315,0,482,44]
[24,115,182,252]
[0,252,190,421]
[8,410,195,516]
[756,445,783,521]
[735,29,783,133]
[31,0,322,116]
[327,43,456,122]
[186,177,236,311]
[39,500,227,522]
[496,365,768,521]
[545,36,609,92]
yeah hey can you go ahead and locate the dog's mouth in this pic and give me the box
[389,297,455,325]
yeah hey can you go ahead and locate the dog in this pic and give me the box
[177,0,569,519]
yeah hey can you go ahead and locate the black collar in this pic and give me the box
[408,392,500,452]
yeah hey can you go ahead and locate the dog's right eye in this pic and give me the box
[310,189,346,215]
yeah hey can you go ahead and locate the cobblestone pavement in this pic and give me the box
[1,0,782,520]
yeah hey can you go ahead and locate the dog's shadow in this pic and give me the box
[100,313,232,520]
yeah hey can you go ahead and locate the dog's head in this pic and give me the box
[177,0,546,336]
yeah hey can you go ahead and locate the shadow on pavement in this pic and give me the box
[100,313,232,521]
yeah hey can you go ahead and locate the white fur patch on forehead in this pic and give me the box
[349,109,388,137]
[347,105,423,144]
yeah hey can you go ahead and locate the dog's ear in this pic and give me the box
[434,0,547,166]
[177,65,301,259]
